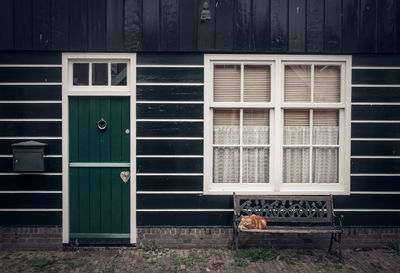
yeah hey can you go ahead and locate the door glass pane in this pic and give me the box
[73,63,89,85]
[284,65,311,102]
[312,148,338,183]
[213,109,240,145]
[314,65,340,102]
[243,109,269,144]
[283,148,310,183]
[111,63,127,86]
[244,65,270,102]
[213,147,239,183]
[242,148,269,183]
[284,110,310,145]
[214,65,241,102]
[92,63,108,86]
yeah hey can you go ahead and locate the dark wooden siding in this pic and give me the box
[0,0,399,53]
[0,52,62,226]
[135,53,400,228]
[348,54,400,227]
[2,52,400,228]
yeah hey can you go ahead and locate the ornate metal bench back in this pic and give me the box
[234,195,333,223]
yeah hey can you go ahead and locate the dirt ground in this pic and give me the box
[0,245,399,273]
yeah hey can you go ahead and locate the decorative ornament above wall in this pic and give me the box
[200,1,211,22]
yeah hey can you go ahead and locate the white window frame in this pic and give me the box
[67,56,131,94]
[204,54,351,195]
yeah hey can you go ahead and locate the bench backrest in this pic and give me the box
[234,194,334,224]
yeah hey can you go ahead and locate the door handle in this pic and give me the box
[120,171,130,183]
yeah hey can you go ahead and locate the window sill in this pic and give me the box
[203,183,349,195]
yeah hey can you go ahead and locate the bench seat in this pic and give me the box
[239,226,342,234]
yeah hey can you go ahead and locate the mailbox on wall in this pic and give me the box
[12,141,48,172]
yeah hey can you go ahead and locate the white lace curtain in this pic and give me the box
[283,126,339,183]
[213,125,338,184]
[213,126,269,183]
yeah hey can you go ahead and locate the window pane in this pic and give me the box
[214,65,241,102]
[314,65,340,102]
[284,65,311,102]
[111,63,127,86]
[283,148,310,183]
[242,148,269,183]
[313,110,339,145]
[92,63,108,85]
[213,147,239,183]
[73,63,89,85]
[213,109,240,145]
[284,110,310,144]
[243,109,269,144]
[244,65,270,102]
[312,148,338,183]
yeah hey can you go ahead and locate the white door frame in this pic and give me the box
[61,53,137,244]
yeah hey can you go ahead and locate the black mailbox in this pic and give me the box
[12,141,48,172]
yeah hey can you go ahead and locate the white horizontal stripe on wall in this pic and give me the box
[352,121,400,124]
[350,192,400,195]
[137,101,204,104]
[137,83,204,86]
[0,137,62,140]
[0,172,62,175]
[351,173,400,177]
[136,155,203,158]
[0,119,62,122]
[136,209,233,212]
[352,103,400,106]
[352,66,400,69]
[334,209,400,212]
[351,156,400,159]
[351,138,400,141]
[0,155,62,158]
[0,191,62,194]
[0,65,62,68]
[136,191,203,194]
[0,83,61,86]
[352,84,400,88]
[0,101,62,104]
[136,173,203,176]
[0,209,62,212]
[136,137,204,140]
[137,119,204,122]
[137,65,204,68]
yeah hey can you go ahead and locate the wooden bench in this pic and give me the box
[233,194,344,261]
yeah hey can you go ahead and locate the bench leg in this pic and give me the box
[328,233,334,254]
[234,229,239,254]
[338,233,343,263]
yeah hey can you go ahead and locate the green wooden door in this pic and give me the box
[69,96,130,241]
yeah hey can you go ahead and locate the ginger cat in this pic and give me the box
[238,214,267,230]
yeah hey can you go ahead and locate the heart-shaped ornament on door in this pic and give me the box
[120,171,130,183]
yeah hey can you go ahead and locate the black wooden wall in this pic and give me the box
[0,0,399,53]
[1,51,400,227]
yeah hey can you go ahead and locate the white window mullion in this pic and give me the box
[239,108,243,184]
[240,63,244,102]
[309,109,313,184]
[275,59,283,192]
[88,62,92,86]
[311,64,314,103]
[108,63,112,86]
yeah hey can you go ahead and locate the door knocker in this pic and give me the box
[97,118,107,131]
